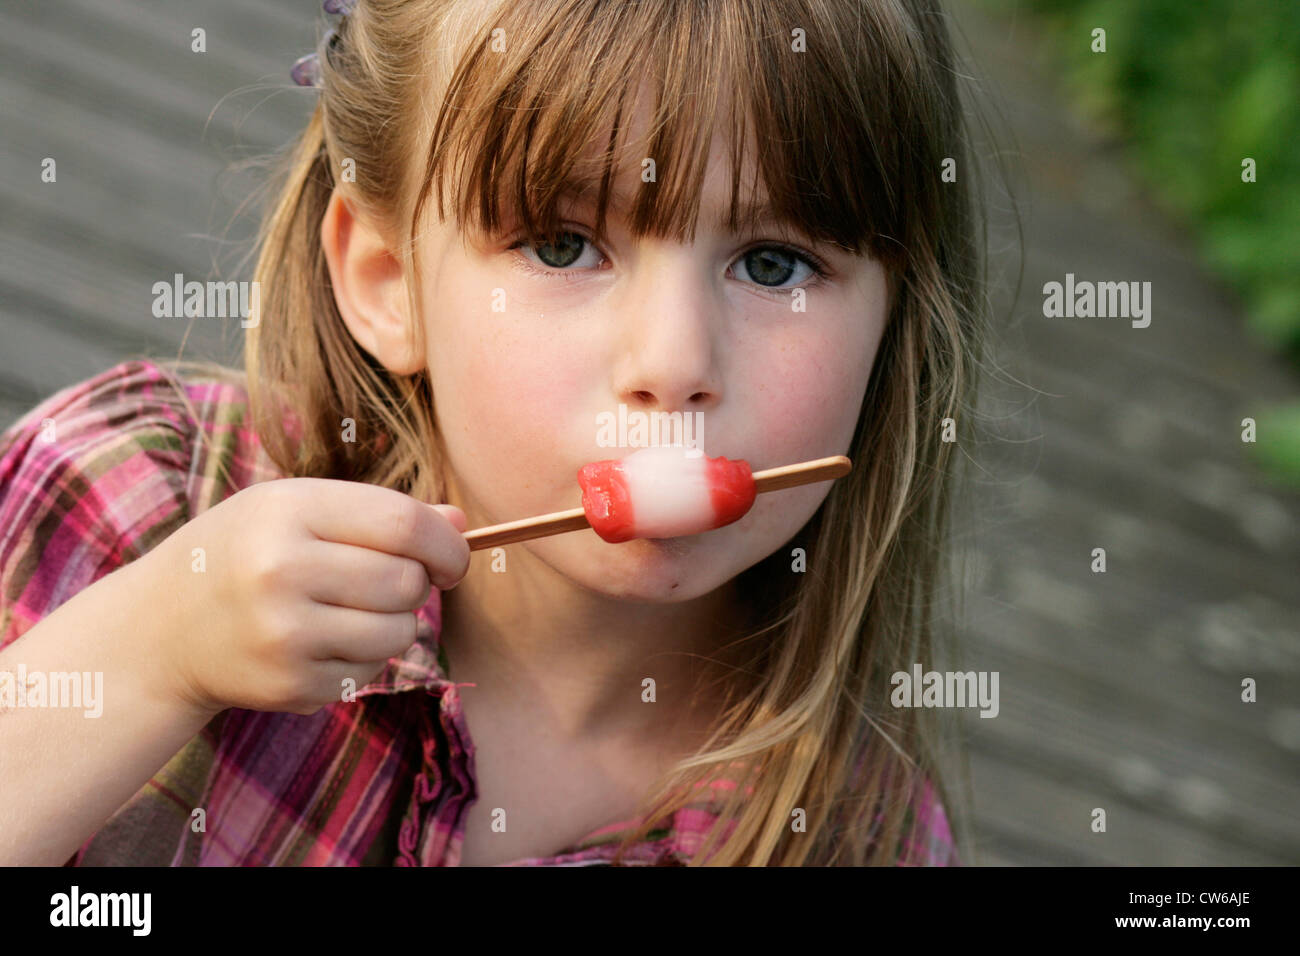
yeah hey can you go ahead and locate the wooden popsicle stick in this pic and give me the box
[463,454,852,551]
[752,454,851,493]
[464,507,589,551]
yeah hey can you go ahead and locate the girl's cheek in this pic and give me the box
[744,320,875,462]
[736,319,876,552]
[430,290,594,511]
[462,321,594,444]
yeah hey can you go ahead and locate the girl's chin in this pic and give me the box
[570,538,730,601]
[626,534,699,557]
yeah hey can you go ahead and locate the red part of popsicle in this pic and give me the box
[577,458,637,543]
[706,455,757,529]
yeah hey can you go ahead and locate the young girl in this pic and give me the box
[0,0,984,866]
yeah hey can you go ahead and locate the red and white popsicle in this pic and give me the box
[577,446,756,543]
[462,448,851,551]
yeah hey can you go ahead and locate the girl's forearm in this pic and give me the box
[0,558,221,866]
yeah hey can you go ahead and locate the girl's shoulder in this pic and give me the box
[0,358,277,651]
[844,732,960,866]
[899,775,959,866]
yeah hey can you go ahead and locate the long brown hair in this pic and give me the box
[170,0,990,865]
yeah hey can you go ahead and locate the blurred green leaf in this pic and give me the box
[1249,402,1300,488]
[971,0,1300,354]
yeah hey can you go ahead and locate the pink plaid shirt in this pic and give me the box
[0,359,956,865]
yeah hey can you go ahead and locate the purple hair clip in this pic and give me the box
[291,0,359,88]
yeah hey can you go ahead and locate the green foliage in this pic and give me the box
[1250,402,1300,489]
[977,0,1300,354]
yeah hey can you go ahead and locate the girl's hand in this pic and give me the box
[140,478,470,717]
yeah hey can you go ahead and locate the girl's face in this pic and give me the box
[415,109,890,603]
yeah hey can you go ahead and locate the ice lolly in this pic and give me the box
[577,446,756,543]
[461,453,851,551]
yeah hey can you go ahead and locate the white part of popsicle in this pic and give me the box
[619,445,712,538]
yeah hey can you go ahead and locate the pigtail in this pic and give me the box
[246,15,448,505]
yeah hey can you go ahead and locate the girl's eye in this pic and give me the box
[732,246,828,289]
[507,231,830,289]
[511,232,604,272]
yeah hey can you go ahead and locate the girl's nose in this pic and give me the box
[611,256,723,413]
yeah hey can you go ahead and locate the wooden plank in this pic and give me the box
[961,580,1296,756]
[0,294,141,401]
[0,219,252,352]
[39,0,314,98]
[968,749,1289,865]
[0,391,39,435]
[0,87,230,230]
[0,15,299,152]
[957,642,1300,857]
[1013,422,1300,578]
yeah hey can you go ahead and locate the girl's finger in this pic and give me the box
[300,601,422,663]
[295,479,470,589]
[303,541,432,612]
[432,504,467,532]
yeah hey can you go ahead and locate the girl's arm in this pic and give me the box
[0,361,216,866]
[0,361,470,866]
[0,555,221,866]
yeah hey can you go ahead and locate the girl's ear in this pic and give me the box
[320,189,423,375]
